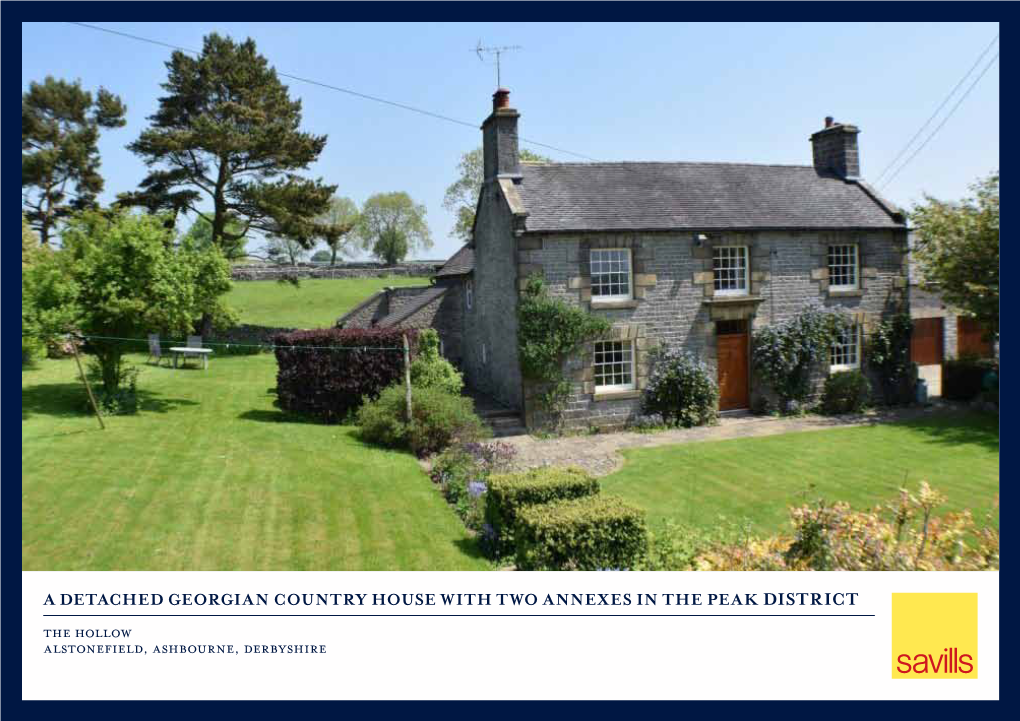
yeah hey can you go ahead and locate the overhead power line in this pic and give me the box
[65,22,602,162]
[873,33,999,186]
[873,32,999,186]
[880,50,999,191]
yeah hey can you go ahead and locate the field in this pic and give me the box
[602,413,1000,535]
[225,276,429,328]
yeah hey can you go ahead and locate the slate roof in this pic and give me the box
[375,286,448,328]
[515,162,905,233]
[435,244,474,277]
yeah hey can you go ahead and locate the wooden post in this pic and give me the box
[69,334,105,430]
[402,333,413,423]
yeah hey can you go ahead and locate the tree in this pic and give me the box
[22,215,41,267]
[22,77,127,245]
[180,214,248,260]
[23,210,233,397]
[316,196,360,265]
[911,171,999,338]
[371,228,409,266]
[122,33,335,257]
[356,192,432,265]
[265,234,308,265]
[442,146,550,241]
[310,249,333,263]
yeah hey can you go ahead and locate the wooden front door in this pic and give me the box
[911,317,944,366]
[957,316,993,358]
[717,320,750,411]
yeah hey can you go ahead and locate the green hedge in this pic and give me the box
[515,496,648,571]
[484,467,599,558]
[820,369,871,414]
[943,358,998,401]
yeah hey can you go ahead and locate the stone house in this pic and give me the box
[344,89,915,430]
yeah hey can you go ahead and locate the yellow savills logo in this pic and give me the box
[892,593,977,679]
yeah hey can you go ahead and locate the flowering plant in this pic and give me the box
[695,482,998,571]
[641,346,719,427]
[429,441,518,533]
[752,303,852,409]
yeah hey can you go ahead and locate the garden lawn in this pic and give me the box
[226,276,429,328]
[602,413,999,535]
[22,353,487,571]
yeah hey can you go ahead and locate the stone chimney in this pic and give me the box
[482,88,520,181]
[810,117,861,179]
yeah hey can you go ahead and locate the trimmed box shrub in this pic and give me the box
[484,467,599,558]
[820,369,871,415]
[943,358,998,401]
[357,384,488,457]
[515,495,648,571]
[274,328,417,423]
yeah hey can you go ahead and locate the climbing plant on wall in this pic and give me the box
[867,313,915,405]
[517,275,610,423]
[752,303,852,412]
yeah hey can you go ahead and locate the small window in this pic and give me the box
[439,339,445,357]
[466,281,474,310]
[593,340,635,391]
[712,246,749,296]
[481,343,487,365]
[590,249,632,301]
[828,245,859,290]
[830,325,861,371]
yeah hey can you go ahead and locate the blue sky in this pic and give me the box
[22,21,999,261]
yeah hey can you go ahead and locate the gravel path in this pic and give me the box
[499,404,963,477]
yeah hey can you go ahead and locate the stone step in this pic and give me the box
[482,413,527,438]
[477,407,521,420]
[487,415,523,427]
[491,424,527,438]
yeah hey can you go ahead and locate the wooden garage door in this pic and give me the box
[911,317,943,366]
[717,321,749,411]
[957,316,993,358]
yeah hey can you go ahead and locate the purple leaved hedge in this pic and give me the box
[274,327,418,423]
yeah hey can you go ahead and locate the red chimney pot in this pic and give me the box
[824,116,835,128]
[493,88,511,110]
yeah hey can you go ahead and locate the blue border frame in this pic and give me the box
[8,4,1007,714]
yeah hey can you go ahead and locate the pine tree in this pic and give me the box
[122,33,335,252]
[22,77,127,245]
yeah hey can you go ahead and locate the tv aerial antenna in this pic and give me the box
[473,41,522,87]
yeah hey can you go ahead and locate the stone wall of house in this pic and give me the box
[433,279,466,366]
[517,229,909,430]
[336,285,434,328]
[462,182,524,409]
[337,290,389,328]
[335,281,467,366]
[391,294,444,332]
